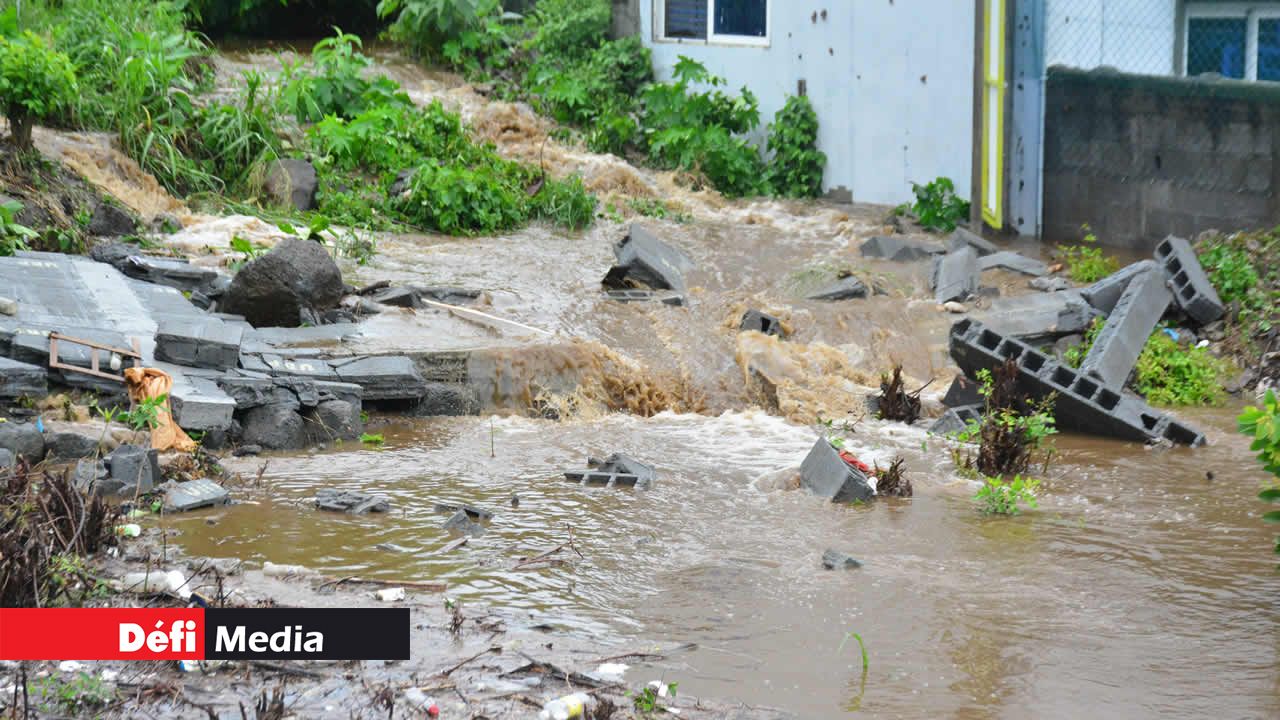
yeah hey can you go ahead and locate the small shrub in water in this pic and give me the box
[975,474,1040,515]
[907,177,969,233]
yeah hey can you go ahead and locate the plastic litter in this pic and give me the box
[595,662,629,679]
[404,688,440,717]
[375,587,405,602]
[539,692,594,720]
[115,523,142,538]
[120,569,191,599]
[1162,328,1179,341]
[57,661,84,673]
[100,670,119,682]
[123,367,196,452]
[263,561,314,577]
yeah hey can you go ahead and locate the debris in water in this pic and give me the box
[821,549,864,570]
[443,509,485,536]
[564,453,656,489]
[316,489,391,514]
[875,364,924,424]
[873,457,912,497]
[799,437,874,502]
[602,223,693,295]
[374,587,405,602]
[739,309,788,338]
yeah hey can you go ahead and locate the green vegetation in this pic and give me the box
[630,682,678,714]
[126,393,168,431]
[1198,228,1279,343]
[901,177,970,233]
[975,474,1040,515]
[1133,331,1227,406]
[1063,316,1104,368]
[0,198,38,256]
[28,671,113,714]
[360,432,385,445]
[1060,225,1120,283]
[0,30,77,150]
[951,364,1057,478]
[765,95,826,199]
[379,0,826,199]
[1239,390,1280,564]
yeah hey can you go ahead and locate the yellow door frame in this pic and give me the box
[981,0,1006,229]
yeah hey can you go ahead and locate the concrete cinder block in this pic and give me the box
[0,356,47,398]
[948,319,1203,446]
[927,404,982,436]
[739,309,787,338]
[602,223,694,293]
[1080,260,1159,314]
[564,453,656,489]
[1153,235,1225,326]
[155,317,243,371]
[807,276,869,301]
[799,437,874,502]
[162,478,230,512]
[932,246,979,303]
[941,375,982,408]
[1079,268,1172,388]
[331,355,427,401]
[860,235,946,262]
[978,251,1049,277]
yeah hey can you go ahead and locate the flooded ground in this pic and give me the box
[19,45,1278,719]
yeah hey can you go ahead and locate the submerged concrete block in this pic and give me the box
[949,319,1204,446]
[603,289,685,306]
[1154,235,1225,326]
[1080,260,1159,314]
[0,356,47,398]
[799,437,874,502]
[941,375,982,408]
[860,235,945,262]
[740,309,787,338]
[932,246,980,303]
[1079,268,1173,388]
[947,227,999,256]
[807,276,869,301]
[978,251,1049,277]
[105,444,159,496]
[602,223,694,293]
[163,478,230,512]
[155,317,243,371]
[563,453,656,489]
[331,355,427,401]
[315,489,389,514]
[928,404,982,436]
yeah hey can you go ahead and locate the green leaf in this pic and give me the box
[1263,510,1280,524]
[1260,487,1280,502]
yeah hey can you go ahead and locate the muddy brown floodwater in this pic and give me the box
[30,45,1279,718]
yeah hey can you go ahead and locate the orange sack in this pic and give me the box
[123,367,197,453]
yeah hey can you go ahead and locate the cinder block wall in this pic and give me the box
[1043,67,1280,250]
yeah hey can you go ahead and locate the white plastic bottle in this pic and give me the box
[538,692,595,720]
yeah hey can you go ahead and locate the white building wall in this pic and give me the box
[1045,0,1178,74]
[639,1,976,206]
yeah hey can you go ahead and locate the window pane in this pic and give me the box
[1187,18,1246,79]
[1259,19,1280,81]
[713,0,766,38]
[665,0,707,39]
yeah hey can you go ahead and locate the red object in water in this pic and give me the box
[427,704,440,718]
[838,450,872,475]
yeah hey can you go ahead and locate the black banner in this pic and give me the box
[203,608,410,660]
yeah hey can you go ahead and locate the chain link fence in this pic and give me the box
[1037,0,1280,247]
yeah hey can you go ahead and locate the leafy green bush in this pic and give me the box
[1199,242,1259,307]
[0,31,77,149]
[1239,390,1280,563]
[905,177,969,233]
[279,29,407,122]
[378,0,499,59]
[1,199,38,256]
[531,175,596,230]
[396,161,525,235]
[641,57,765,197]
[975,474,1040,515]
[1060,225,1120,283]
[1133,331,1228,406]
[764,95,825,198]
[526,0,609,60]
[309,101,467,173]
[189,71,281,189]
[1063,316,1104,368]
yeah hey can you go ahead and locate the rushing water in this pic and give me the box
[38,45,1280,719]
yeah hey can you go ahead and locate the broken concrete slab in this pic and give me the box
[740,309,787,338]
[105,444,160,496]
[949,319,1204,446]
[412,286,481,305]
[978,251,1049,277]
[443,509,485,536]
[162,478,230,512]
[331,355,427,401]
[370,286,418,308]
[155,317,243,371]
[164,367,236,431]
[602,223,694,294]
[927,404,981,436]
[821,549,863,570]
[1079,268,1173,389]
[1080,260,1159,314]
[433,502,494,521]
[1154,235,1225,326]
[1030,276,1072,293]
[0,357,47,398]
[315,489,390,514]
[932,246,979,304]
[807,275,869,301]
[306,399,363,444]
[859,235,946,262]
[799,437,874,503]
[564,453,656,489]
[0,420,44,463]
[947,227,999,256]
[216,375,306,410]
[975,290,1099,344]
[125,255,220,293]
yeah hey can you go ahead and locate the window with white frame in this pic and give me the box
[1185,2,1280,81]
[658,0,768,45]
